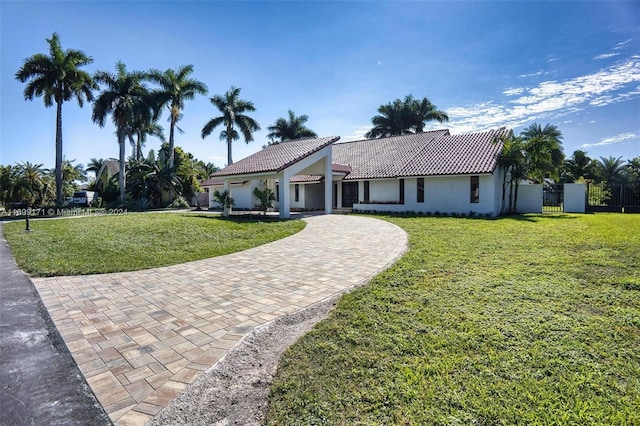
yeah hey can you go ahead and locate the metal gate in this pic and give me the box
[543,184,564,212]
[586,183,640,213]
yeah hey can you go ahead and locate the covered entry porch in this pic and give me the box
[212,136,340,219]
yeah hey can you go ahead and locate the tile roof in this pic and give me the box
[332,130,449,180]
[213,136,340,177]
[399,128,508,177]
[333,128,507,180]
[200,178,224,186]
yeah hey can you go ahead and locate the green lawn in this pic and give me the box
[267,214,640,425]
[2,213,304,277]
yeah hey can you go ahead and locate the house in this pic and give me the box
[94,160,124,192]
[207,128,527,217]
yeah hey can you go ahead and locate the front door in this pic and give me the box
[342,182,359,207]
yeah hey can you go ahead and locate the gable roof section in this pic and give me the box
[399,128,507,177]
[333,130,449,180]
[213,136,340,177]
[332,128,506,180]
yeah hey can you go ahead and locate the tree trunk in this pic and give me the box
[118,129,126,203]
[227,123,233,165]
[508,177,514,214]
[55,101,63,206]
[513,182,520,214]
[169,116,176,168]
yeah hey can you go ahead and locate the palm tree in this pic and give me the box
[15,32,95,206]
[521,123,564,183]
[406,95,449,132]
[365,95,448,138]
[86,158,105,179]
[92,62,159,202]
[126,118,165,161]
[0,165,19,206]
[365,99,410,138]
[15,162,55,206]
[494,131,527,214]
[267,110,317,143]
[562,150,597,182]
[59,159,87,197]
[596,156,626,183]
[201,86,260,165]
[149,65,208,168]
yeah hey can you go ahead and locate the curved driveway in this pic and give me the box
[32,215,407,425]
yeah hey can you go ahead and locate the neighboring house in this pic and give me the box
[209,128,540,217]
[94,159,126,194]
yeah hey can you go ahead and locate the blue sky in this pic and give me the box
[1,1,639,171]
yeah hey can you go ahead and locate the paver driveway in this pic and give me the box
[32,214,407,425]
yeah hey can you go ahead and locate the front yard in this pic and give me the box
[267,214,640,424]
[2,213,304,276]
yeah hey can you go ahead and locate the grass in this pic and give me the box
[2,213,304,277]
[267,214,640,425]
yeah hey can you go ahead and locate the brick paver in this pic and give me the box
[32,215,407,425]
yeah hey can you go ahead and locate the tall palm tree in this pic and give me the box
[92,61,158,202]
[15,32,95,206]
[201,86,260,165]
[267,110,317,143]
[149,65,208,168]
[521,123,564,183]
[596,156,626,183]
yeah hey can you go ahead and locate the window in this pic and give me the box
[364,181,370,202]
[470,176,479,203]
[399,179,405,204]
[276,184,279,201]
[294,184,300,202]
[417,178,424,203]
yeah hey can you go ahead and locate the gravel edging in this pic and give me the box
[148,294,341,426]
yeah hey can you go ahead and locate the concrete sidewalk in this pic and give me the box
[9,215,407,425]
[0,224,111,425]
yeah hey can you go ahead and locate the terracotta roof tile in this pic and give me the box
[333,128,507,180]
[200,178,224,186]
[332,130,449,180]
[213,136,339,177]
[399,128,508,176]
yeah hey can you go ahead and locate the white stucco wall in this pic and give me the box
[516,184,542,213]
[564,183,586,213]
[353,174,500,215]
[365,179,400,203]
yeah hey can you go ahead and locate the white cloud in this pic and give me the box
[580,132,638,148]
[503,87,524,96]
[444,57,640,133]
[594,53,620,60]
[614,39,632,50]
[342,125,371,142]
[518,71,543,79]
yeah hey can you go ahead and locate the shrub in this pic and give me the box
[168,197,190,209]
